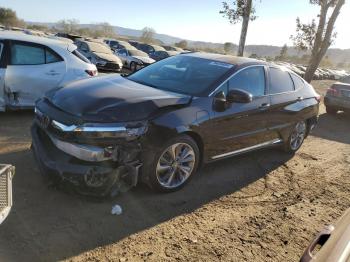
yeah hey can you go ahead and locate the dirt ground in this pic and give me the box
[0,80,349,262]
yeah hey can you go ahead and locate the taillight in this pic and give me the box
[85,70,97,77]
[315,94,321,103]
[327,87,340,96]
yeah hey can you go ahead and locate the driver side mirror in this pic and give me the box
[226,89,253,104]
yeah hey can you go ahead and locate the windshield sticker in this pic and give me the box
[209,61,234,69]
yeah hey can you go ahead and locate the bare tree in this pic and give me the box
[57,19,79,34]
[141,27,156,44]
[220,0,257,56]
[291,0,345,83]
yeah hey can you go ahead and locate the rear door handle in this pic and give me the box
[45,71,60,76]
[259,103,270,110]
[297,96,303,101]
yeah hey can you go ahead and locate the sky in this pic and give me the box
[1,0,350,49]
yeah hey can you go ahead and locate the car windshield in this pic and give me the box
[127,55,234,96]
[87,42,113,54]
[129,49,148,57]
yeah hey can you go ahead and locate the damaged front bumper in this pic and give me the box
[31,123,143,197]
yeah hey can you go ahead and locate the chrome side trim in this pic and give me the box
[48,134,110,162]
[52,120,78,132]
[211,139,283,160]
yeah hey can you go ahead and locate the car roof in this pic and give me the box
[0,31,75,51]
[183,52,266,66]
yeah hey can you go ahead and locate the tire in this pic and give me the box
[130,62,137,72]
[326,106,338,115]
[144,135,200,193]
[284,121,307,153]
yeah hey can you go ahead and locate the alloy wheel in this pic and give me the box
[156,143,196,189]
[290,121,307,151]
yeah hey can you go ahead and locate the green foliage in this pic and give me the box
[0,7,25,28]
[220,0,257,24]
[140,27,156,44]
[275,44,289,61]
[223,42,234,54]
[290,18,317,51]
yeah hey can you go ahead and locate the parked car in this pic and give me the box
[0,32,97,111]
[162,45,184,52]
[150,50,179,61]
[324,81,350,114]
[104,39,135,51]
[136,43,166,55]
[0,164,14,225]
[115,48,155,72]
[75,40,123,72]
[300,208,350,262]
[31,53,320,196]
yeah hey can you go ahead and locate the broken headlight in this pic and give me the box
[52,120,147,140]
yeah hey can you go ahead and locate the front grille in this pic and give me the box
[105,63,120,70]
[0,165,14,220]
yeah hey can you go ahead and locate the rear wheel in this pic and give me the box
[326,106,338,115]
[284,121,307,153]
[145,135,200,192]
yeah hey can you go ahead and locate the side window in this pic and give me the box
[290,74,305,90]
[118,49,127,56]
[228,66,266,97]
[269,67,295,94]
[11,43,45,65]
[45,48,63,63]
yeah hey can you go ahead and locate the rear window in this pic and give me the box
[269,67,295,94]
[72,50,91,63]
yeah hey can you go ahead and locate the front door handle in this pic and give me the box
[297,96,303,101]
[259,103,270,110]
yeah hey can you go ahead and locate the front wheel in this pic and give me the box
[284,121,307,153]
[145,135,200,192]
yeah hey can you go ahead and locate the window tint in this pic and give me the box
[269,67,295,94]
[291,74,305,90]
[80,43,89,52]
[118,49,127,56]
[0,43,3,58]
[45,49,63,63]
[11,43,45,65]
[228,66,266,97]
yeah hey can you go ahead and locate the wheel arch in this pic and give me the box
[181,130,204,166]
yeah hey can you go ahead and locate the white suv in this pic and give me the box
[0,32,98,111]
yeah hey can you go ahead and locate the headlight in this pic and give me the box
[52,120,147,139]
[96,57,107,65]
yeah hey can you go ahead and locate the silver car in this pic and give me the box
[75,40,123,72]
[115,48,155,72]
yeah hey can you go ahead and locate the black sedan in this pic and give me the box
[31,53,320,196]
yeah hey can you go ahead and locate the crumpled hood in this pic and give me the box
[93,52,122,64]
[133,56,155,64]
[46,75,191,123]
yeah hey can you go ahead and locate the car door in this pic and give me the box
[209,65,273,159]
[265,67,302,140]
[0,40,6,111]
[4,41,65,108]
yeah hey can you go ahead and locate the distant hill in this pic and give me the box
[27,22,350,65]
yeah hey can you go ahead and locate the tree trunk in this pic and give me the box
[237,0,253,57]
[304,0,345,83]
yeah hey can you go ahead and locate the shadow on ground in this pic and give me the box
[0,144,293,261]
[312,112,350,144]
